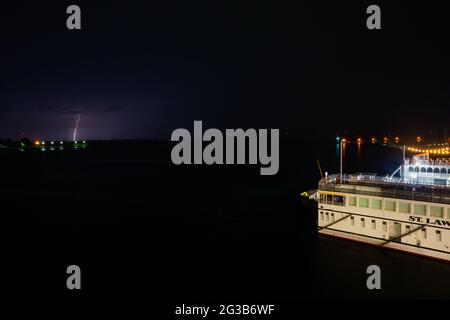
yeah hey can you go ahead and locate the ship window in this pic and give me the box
[434,168,440,174]
[430,206,444,218]
[421,228,427,239]
[319,194,326,204]
[371,220,376,230]
[333,195,344,206]
[320,211,324,221]
[384,200,396,211]
[414,167,419,172]
[331,213,335,222]
[420,167,426,173]
[371,199,382,210]
[408,166,414,172]
[358,198,369,208]
[361,218,365,228]
[348,196,356,206]
[399,202,411,214]
[427,167,433,173]
[414,204,426,216]
[350,216,355,226]
[447,208,450,219]
[326,195,333,204]
[436,230,442,242]
[382,221,387,231]
[405,225,411,230]
[325,212,329,221]
[441,168,447,174]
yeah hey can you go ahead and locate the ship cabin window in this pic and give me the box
[427,167,433,173]
[333,195,344,206]
[436,230,442,242]
[441,168,447,174]
[358,198,369,208]
[371,220,376,230]
[331,213,335,222]
[408,166,414,172]
[319,194,326,204]
[326,195,333,205]
[350,216,355,226]
[361,218,365,228]
[320,211,324,221]
[382,221,387,231]
[371,199,382,210]
[348,196,357,206]
[405,225,411,231]
[434,168,440,174]
[414,204,426,216]
[420,167,426,173]
[399,202,411,214]
[325,212,329,221]
[384,200,396,212]
[414,167,419,172]
[421,228,427,239]
[430,206,444,218]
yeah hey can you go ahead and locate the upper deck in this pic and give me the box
[403,154,450,184]
[319,173,450,205]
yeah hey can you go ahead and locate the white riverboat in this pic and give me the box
[317,153,450,262]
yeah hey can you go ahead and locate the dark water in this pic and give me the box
[0,139,449,301]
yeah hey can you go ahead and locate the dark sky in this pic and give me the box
[1,1,450,140]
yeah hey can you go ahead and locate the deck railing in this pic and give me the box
[319,174,450,205]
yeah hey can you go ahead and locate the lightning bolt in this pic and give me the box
[73,114,81,141]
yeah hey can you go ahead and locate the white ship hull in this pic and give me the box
[319,227,450,262]
[318,176,450,262]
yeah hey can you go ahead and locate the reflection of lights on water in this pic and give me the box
[60,141,64,144]
[41,148,46,152]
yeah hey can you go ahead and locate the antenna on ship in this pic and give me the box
[316,159,324,178]
[339,138,344,184]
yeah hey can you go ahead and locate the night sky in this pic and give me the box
[1,1,450,140]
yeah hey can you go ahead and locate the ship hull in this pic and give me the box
[319,228,450,262]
